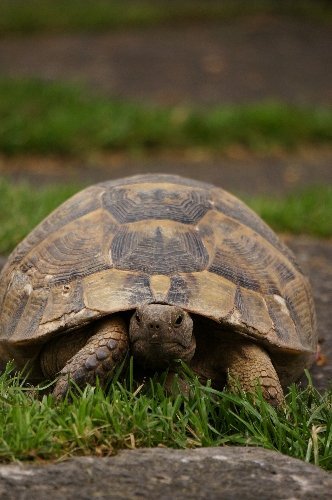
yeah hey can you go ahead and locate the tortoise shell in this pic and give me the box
[0,174,316,371]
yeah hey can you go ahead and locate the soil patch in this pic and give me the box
[0,15,331,106]
[286,236,332,391]
[1,147,332,196]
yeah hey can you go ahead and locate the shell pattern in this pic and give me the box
[0,174,316,366]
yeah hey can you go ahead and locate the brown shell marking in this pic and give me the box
[0,174,316,360]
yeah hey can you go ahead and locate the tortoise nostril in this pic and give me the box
[149,322,160,330]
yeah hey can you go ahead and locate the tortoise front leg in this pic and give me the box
[225,341,284,407]
[48,316,128,399]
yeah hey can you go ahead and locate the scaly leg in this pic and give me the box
[43,316,129,399]
[226,341,284,407]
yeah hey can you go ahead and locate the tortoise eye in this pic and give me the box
[135,312,141,323]
[175,315,183,326]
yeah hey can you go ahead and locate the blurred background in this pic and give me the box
[0,0,331,191]
[0,0,331,387]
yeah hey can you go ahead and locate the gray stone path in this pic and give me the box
[0,447,331,499]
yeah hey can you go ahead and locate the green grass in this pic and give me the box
[247,186,332,238]
[1,79,332,155]
[0,179,78,255]
[0,179,330,255]
[0,1,330,34]
[0,363,331,468]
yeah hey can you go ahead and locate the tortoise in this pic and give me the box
[0,174,317,405]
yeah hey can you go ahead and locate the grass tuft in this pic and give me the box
[0,79,331,155]
[0,363,331,468]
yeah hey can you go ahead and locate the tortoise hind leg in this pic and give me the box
[41,316,129,399]
[225,341,284,407]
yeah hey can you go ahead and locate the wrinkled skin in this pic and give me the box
[129,304,196,370]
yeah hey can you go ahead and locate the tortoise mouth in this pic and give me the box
[130,337,196,368]
[137,339,191,348]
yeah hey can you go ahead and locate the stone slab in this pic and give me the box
[0,447,331,500]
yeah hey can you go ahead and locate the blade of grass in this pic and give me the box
[0,364,331,469]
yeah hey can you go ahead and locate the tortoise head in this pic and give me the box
[129,304,196,369]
